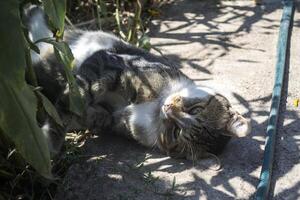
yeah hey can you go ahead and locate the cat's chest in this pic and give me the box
[127,101,162,147]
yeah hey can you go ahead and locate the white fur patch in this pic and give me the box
[70,31,120,67]
[128,102,160,147]
[28,8,52,64]
[162,82,215,107]
[41,123,50,139]
[227,116,251,137]
[41,123,54,151]
[28,9,52,42]
[179,85,216,99]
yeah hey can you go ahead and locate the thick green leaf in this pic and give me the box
[42,0,66,37]
[0,1,26,89]
[0,169,14,179]
[54,47,84,116]
[0,81,52,179]
[36,91,63,127]
[36,38,84,115]
[0,0,52,178]
[0,193,7,200]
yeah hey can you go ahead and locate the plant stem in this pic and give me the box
[95,0,102,29]
[25,48,38,87]
[115,0,126,39]
[130,0,142,44]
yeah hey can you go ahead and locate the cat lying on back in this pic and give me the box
[25,6,250,161]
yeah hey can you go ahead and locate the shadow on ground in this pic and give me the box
[55,1,300,199]
[150,0,280,75]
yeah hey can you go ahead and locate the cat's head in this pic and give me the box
[158,85,250,160]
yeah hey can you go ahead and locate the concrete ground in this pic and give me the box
[55,0,300,199]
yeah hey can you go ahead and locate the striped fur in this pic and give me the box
[26,6,250,159]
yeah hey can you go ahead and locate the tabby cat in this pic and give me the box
[25,6,250,160]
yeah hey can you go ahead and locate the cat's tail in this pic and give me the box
[23,5,52,63]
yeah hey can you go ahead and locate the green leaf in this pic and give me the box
[0,1,26,89]
[23,27,40,54]
[0,193,7,200]
[0,169,14,179]
[36,91,63,127]
[27,37,40,55]
[0,81,52,179]
[35,38,74,69]
[55,48,85,116]
[138,35,151,51]
[36,38,84,116]
[42,0,66,37]
[0,0,52,178]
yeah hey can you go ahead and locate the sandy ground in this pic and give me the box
[55,0,300,199]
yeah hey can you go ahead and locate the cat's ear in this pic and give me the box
[225,113,251,137]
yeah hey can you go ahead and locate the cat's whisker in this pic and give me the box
[179,142,187,155]
[188,143,195,165]
[151,136,159,149]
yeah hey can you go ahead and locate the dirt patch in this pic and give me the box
[55,1,300,199]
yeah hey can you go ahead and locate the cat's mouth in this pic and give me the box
[162,107,186,128]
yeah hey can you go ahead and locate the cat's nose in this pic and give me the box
[163,104,173,113]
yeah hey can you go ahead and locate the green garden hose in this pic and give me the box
[255,0,295,199]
